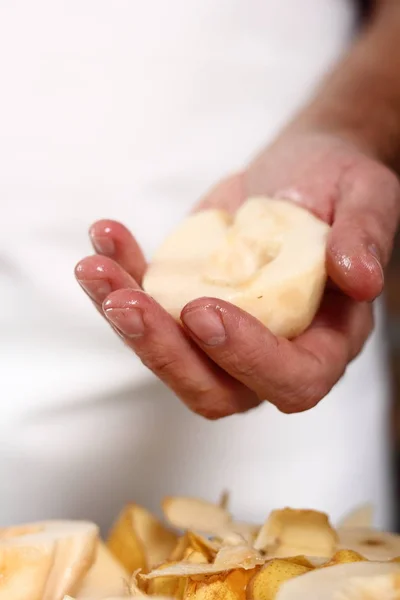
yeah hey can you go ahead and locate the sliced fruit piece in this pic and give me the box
[107,504,178,573]
[0,520,98,600]
[338,505,374,530]
[274,561,400,599]
[162,497,231,535]
[143,198,330,338]
[254,508,337,558]
[75,541,128,598]
[246,559,312,600]
[338,527,400,561]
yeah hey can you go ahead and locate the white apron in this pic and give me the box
[0,0,393,533]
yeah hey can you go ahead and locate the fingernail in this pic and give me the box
[368,244,384,277]
[90,234,115,256]
[368,243,380,261]
[182,307,226,346]
[78,279,112,303]
[104,307,145,338]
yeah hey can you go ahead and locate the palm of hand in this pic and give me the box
[76,132,399,418]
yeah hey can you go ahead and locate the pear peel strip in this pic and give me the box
[162,496,231,535]
[253,508,337,558]
[142,549,265,579]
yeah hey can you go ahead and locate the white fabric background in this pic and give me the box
[0,0,393,532]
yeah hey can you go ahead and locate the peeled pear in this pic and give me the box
[0,520,98,600]
[143,198,330,338]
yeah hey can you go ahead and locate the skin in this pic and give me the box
[76,1,400,419]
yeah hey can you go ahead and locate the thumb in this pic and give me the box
[327,163,399,302]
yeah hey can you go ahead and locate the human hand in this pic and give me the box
[75,132,399,419]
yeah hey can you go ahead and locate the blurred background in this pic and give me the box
[387,233,400,532]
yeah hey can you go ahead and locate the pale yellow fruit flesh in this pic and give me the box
[143,198,330,338]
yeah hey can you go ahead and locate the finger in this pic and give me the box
[89,219,147,284]
[102,289,260,419]
[181,292,372,413]
[75,255,140,309]
[295,292,373,365]
[328,162,400,301]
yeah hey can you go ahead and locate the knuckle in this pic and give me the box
[225,342,275,381]
[138,345,183,381]
[274,380,329,414]
[193,404,233,420]
[140,347,238,420]
[188,387,240,421]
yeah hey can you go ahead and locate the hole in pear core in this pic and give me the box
[202,237,281,288]
[362,538,384,547]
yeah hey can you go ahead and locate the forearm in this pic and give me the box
[289,1,400,169]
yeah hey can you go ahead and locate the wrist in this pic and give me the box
[290,87,400,168]
[284,5,400,169]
